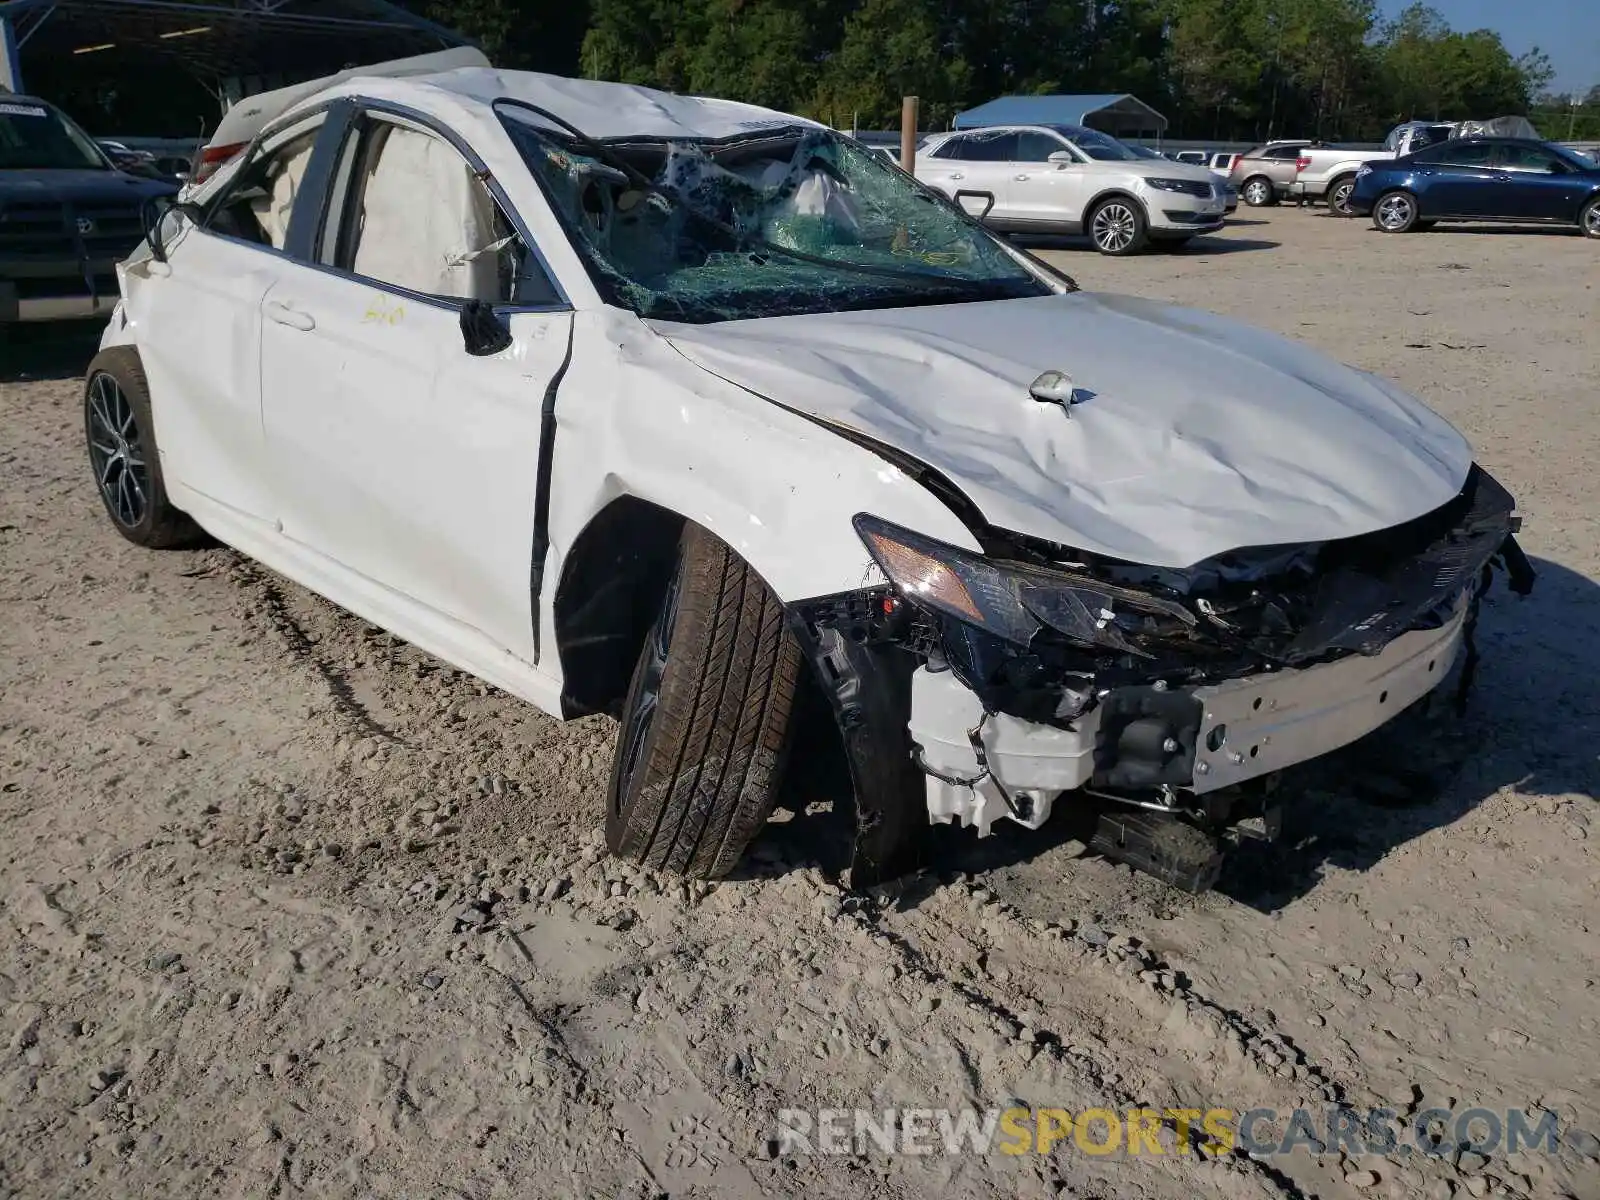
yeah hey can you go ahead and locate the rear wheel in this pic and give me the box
[606,524,801,878]
[1241,176,1276,207]
[83,347,205,549]
[1088,198,1149,255]
[1372,190,1418,233]
[1582,197,1600,239]
[1326,175,1358,216]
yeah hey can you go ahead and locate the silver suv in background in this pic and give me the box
[915,125,1225,254]
[1229,141,1312,206]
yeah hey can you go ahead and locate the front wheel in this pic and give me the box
[1327,175,1358,216]
[606,524,801,878]
[1582,197,1600,239]
[1089,198,1148,255]
[1372,190,1418,233]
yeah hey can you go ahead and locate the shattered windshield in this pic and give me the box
[498,111,1055,323]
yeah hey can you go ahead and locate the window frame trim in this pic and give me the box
[186,96,572,317]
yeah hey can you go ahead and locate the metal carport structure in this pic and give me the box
[952,94,1168,138]
[1,1,468,127]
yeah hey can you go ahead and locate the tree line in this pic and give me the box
[404,0,1559,141]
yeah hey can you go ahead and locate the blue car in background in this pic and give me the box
[1349,137,1600,237]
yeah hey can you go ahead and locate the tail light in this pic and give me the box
[191,141,245,182]
[1295,154,1312,173]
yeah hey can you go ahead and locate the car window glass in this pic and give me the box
[204,117,325,250]
[1013,132,1063,163]
[930,137,965,160]
[330,118,555,305]
[961,130,1018,162]
[1497,143,1558,172]
[1423,141,1496,167]
[1264,146,1301,160]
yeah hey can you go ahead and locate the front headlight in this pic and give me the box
[854,515,1196,657]
[1144,177,1202,193]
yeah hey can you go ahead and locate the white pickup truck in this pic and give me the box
[1294,119,1537,214]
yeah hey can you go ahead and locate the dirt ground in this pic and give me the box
[1,207,1597,1200]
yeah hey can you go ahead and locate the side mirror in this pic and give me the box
[460,299,512,357]
[1047,150,1074,168]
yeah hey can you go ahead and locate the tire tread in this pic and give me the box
[607,525,801,878]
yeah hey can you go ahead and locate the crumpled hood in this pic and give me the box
[651,292,1473,567]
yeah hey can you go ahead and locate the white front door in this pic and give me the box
[257,111,573,665]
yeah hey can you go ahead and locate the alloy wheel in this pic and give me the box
[1092,203,1137,253]
[1244,180,1270,206]
[1585,203,1600,238]
[86,373,149,528]
[1376,194,1413,231]
[1329,181,1355,215]
[612,568,680,816]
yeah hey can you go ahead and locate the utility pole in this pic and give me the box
[900,96,919,173]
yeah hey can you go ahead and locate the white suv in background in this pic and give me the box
[915,124,1226,254]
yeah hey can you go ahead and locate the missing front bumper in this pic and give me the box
[1188,601,1466,792]
[906,599,1466,834]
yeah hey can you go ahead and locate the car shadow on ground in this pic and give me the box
[1403,225,1587,238]
[1010,233,1280,256]
[0,321,103,384]
[756,556,1598,913]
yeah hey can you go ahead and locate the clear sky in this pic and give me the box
[1378,0,1598,94]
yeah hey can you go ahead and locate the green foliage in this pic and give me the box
[413,0,1570,141]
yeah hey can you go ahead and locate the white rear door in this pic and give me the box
[919,131,1018,222]
[257,110,572,665]
[120,114,326,522]
[1006,130,1088,226]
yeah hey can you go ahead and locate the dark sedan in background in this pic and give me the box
[1350,137,1600,237]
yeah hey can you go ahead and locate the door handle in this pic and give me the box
[949,171,964,180]
[264,300,315,332]
[1013,173,1030,181]
[1492,173,1511,181]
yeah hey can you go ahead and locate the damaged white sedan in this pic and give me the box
[86,67,1533,892]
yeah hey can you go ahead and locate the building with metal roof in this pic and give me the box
[1,0,468,133]
[952,94,1167,138]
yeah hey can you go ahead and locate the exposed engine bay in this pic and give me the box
[791,465,1534,892]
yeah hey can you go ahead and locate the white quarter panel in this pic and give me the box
[119,228,281,520]
[536,309,983,644]
[259,263,572,663]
